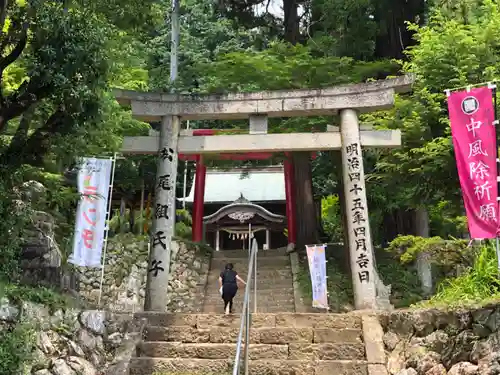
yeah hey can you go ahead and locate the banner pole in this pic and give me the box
[97,153,118,308]
[492,84,500,277]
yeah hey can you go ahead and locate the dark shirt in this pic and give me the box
[220,269,237,285]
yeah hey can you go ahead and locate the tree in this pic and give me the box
[0,1,110,167]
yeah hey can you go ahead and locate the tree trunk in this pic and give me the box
[283,0,300,44]
[373,0,426,59]
[282,0,318,252]
[292,152,319,250]
[415,207,433,295]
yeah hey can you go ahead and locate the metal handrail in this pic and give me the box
[232,238,258,375]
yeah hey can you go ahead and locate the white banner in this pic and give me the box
[69,158,113,267]
[306,244,328,309]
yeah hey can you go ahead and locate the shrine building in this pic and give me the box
[182,166,289,251]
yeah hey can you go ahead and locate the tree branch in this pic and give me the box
[0,108,64,167]
[0,23,27,73]
[0,78,54,132]
[0,0,8,32]
[4,105,32,150]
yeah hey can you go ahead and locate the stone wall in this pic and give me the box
[0,298,146,375]
[381,304,500,375]
[77,234,211,312]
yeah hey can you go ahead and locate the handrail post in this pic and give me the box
[232,238,257,375]
[244,304,250,375]
[253,243,257,313]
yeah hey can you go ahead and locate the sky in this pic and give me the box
[254,0,306,20]
[255,0,284,18]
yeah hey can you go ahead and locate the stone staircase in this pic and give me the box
[202,248,296,313]
[130,312,385,375]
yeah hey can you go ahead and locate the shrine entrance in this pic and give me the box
[114,75,413,311]
[182,166,288,251]
[203,193,287,251]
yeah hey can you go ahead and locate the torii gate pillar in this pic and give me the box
[340,109,377,309]
[192,156,206,242]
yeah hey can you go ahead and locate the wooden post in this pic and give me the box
[192,156,206,242]
[284,155,297,244]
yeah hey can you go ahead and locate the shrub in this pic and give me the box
[0,178,31,282]
[0,321,36,375]
[0,282,70,312]
[385,235,472,280]
[422,243,500,308]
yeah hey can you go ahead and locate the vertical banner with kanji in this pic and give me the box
[306,244,328,309]
[447,86,498,239]
[69,158,113,267]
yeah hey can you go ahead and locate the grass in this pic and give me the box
[174,237,215,257]
[297,242,500,312]
[0,281,78,375]
[417,243,500,309]
[0,281,74,312]
[296,246,426,311]
[0,320,36,375]
[296,250,354,312]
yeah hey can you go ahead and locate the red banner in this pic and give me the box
[447,86,498,239]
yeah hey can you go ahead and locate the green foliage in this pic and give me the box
[421,244,500,308]
[321,195,344,243]
[2,0,500,312]
[108,208,193,240]
[297,246,354,312]
[0,321,36,375]
[0,282,70,312]
[197,42,398,94]
[365,0,500,216]
[175,209,193,240]
[309,0,377,59]
[386,235,470,268]
[0,178,30,282]
[385,234,474,288]
[298,244,425,310]
[174,237,214,257]
[377,259,424,308]
[429,201,468,238]
[148,0,258,92]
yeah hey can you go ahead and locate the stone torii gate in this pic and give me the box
[114,75,413,312]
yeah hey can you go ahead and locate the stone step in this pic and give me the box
[213,249,288,258]
[202,291,295,299]
[203,299,295,307]
[134,313,362,330]
[210,258,291,267]
[203,302,295,315]
[137,341,365,360]
[206,280,293,287]
[209,266,291,274]
[202,305,296,314]
[206,276,293,285]
[129,358,369,375]
[205,279,294,289]
[206,269,293,279]
[204,294,294,305]
[203,287,295,297]
[145,326,363,344]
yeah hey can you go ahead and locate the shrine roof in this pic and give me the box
[182,167,285,204]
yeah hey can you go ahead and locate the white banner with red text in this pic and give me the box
[69,158,112,267]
